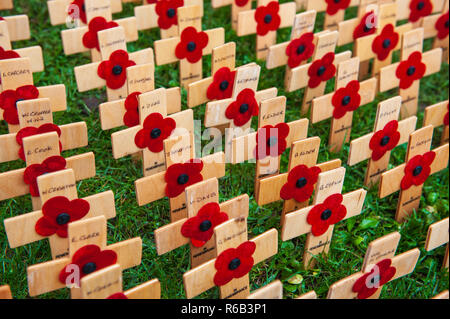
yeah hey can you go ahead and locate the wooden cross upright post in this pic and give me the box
[60,0,138,62]
[422,0,449,62]
[154,177,249,268]
[348,96,418,187]
[0,0,13,10]
[284,30,352,115]
[74,25,153,101]
[379,125,449,222]
[354,2,413,79]
[135,0,203,39]
[256,137,342,225]
[327,232,420,299]
[0,57,66,133]
[27,215,142,298]
[247,281,284,299]
[0,285,12,299]
[305,0,359,30]
[395,0,447,27]
[134,133,226,222]
[211,0,254,31]
[0,14,30,43]
[281,167,367,269]
[379,27,443,119]
[80,264,161,299]
[423,100,449,145]
[154,5,224,88]
[266,10,317,85]
[425,217,449,269]
[0,131,96,211]
[311,57,378,152]
[3,168,116,259]
[229,96,310,201]
[183,217,278,299]
[47,0,123,26]
[110,85,194,177]
[236,0,296,60]
[0,97,88,164]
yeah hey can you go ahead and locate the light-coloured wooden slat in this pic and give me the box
[425,218,449,251]
[247,280,283,299]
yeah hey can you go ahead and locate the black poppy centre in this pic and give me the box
[407,66,416,76]
[187,41,196,52]
[150,128,162,139]
[56,212,71,225]
[82,262,97,275]
[370,274,380,286]
[321,209,332,221]
[297,44,306,55]
[317,66,326,76]
[296,177,307,189]
[380,135,390,147]
[416,1,425,10]
[413,165,423,176]
[167,8,176,18]
[15,98,25,108]
[219,80,229,91]
[382,39,391,49]
[341,95,351,106]
[177,173,190,185]
[228,258,241,270]
[199,220,212,232]
[112,65,123,75]
[264,14,272,24]
[267,136,278,147]
[239,103,249,114]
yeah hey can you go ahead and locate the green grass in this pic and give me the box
[0,0,448,299]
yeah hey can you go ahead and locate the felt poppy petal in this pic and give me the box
[68,199,90,220]
[42,196,71,218]
[35,217,58,237]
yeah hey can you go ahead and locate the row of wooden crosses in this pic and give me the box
[0,0,448,299]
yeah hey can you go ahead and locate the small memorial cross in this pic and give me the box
[422,0,449,62]
[425,217,449,269]
[305,0,359,30]
[423,100,449,145]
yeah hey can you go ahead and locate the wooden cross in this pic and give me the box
[266,10,317,84]
[211,0,255,31]
[0,131,96,211]
[60,0,138,62]
[423,100,449,145]
[256,136,342,224]
[348,96,418,187]
[305,0,359,30]
[153,5,224,88]
[0,285,12,299]
[354,2,413,79]
[183,216,278,299]
[74,25,153,101]
[236,0,296,60]
[47,0,123,26]
[422,0,449,62]
[379,125,449,222]
[379,27,443,119]
[110,86,195,177]
[79,264,160,299]
[134,133,226,222]
[425,217,449,269]
[327,231,420,299]
[230,96,309,198]
[281,167,367,268]
[247,280,283,299]
[311,57,378,152]
[0,0,13,10]
[0,14,29,43]
[284,30,352,115]
[0,57,66,132]
[135,0,203,39]
[0,97,88,164]
[154,177,249,268]
[396,0,447,27]
[26,215,142,298]
[3,168,116,259]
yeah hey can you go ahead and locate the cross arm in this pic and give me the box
[247,280,283,299]
[14,46,44,73]
[379,143,449,198]
[125,279,161,299]
[2,15,30,41]
[36,84,67,113]
[395,0,446,21]
[27,257,69,297]
[306,0,359,11]
[423,100,449,128]
[348,116,417,166]
[108,237,142,270]
[425,217,449,251]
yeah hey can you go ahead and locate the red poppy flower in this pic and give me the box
[175,27,209,63]
[134,113,176,152]
[35,196,90,238]
[0,85,39,125]
[23,156,67,197]
[16,124,62,161]
[400,151,436,190]
[395,51,426,90]
[353,11,377,40]
[107,292,128,299]
[444,103,449,126]
[98,50,136,90]
[82,17,119,51]
[0,46,20,60]
[332,80,361,119]
[254,123,290,160]
[123,91,141,128]
[371,24,399,61]
[254,1,281,36]
[235,0,250,6]
[352,259,396,299]
[59,245,117,285]
[409,0,433,23]
[181,202,229,247]
[206,67,236,101]
[280,165,321,203]
[213,241,256,286]
[306,193,347,236]
[69,0,87,24]
[435,11,449,39]
[155,0,184,30]
[164,160,204,198]
[369,120,400,161]
[307,52,336,89]
[285,32,315,68]
[225,88,259,127]
[325,0,351,15]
